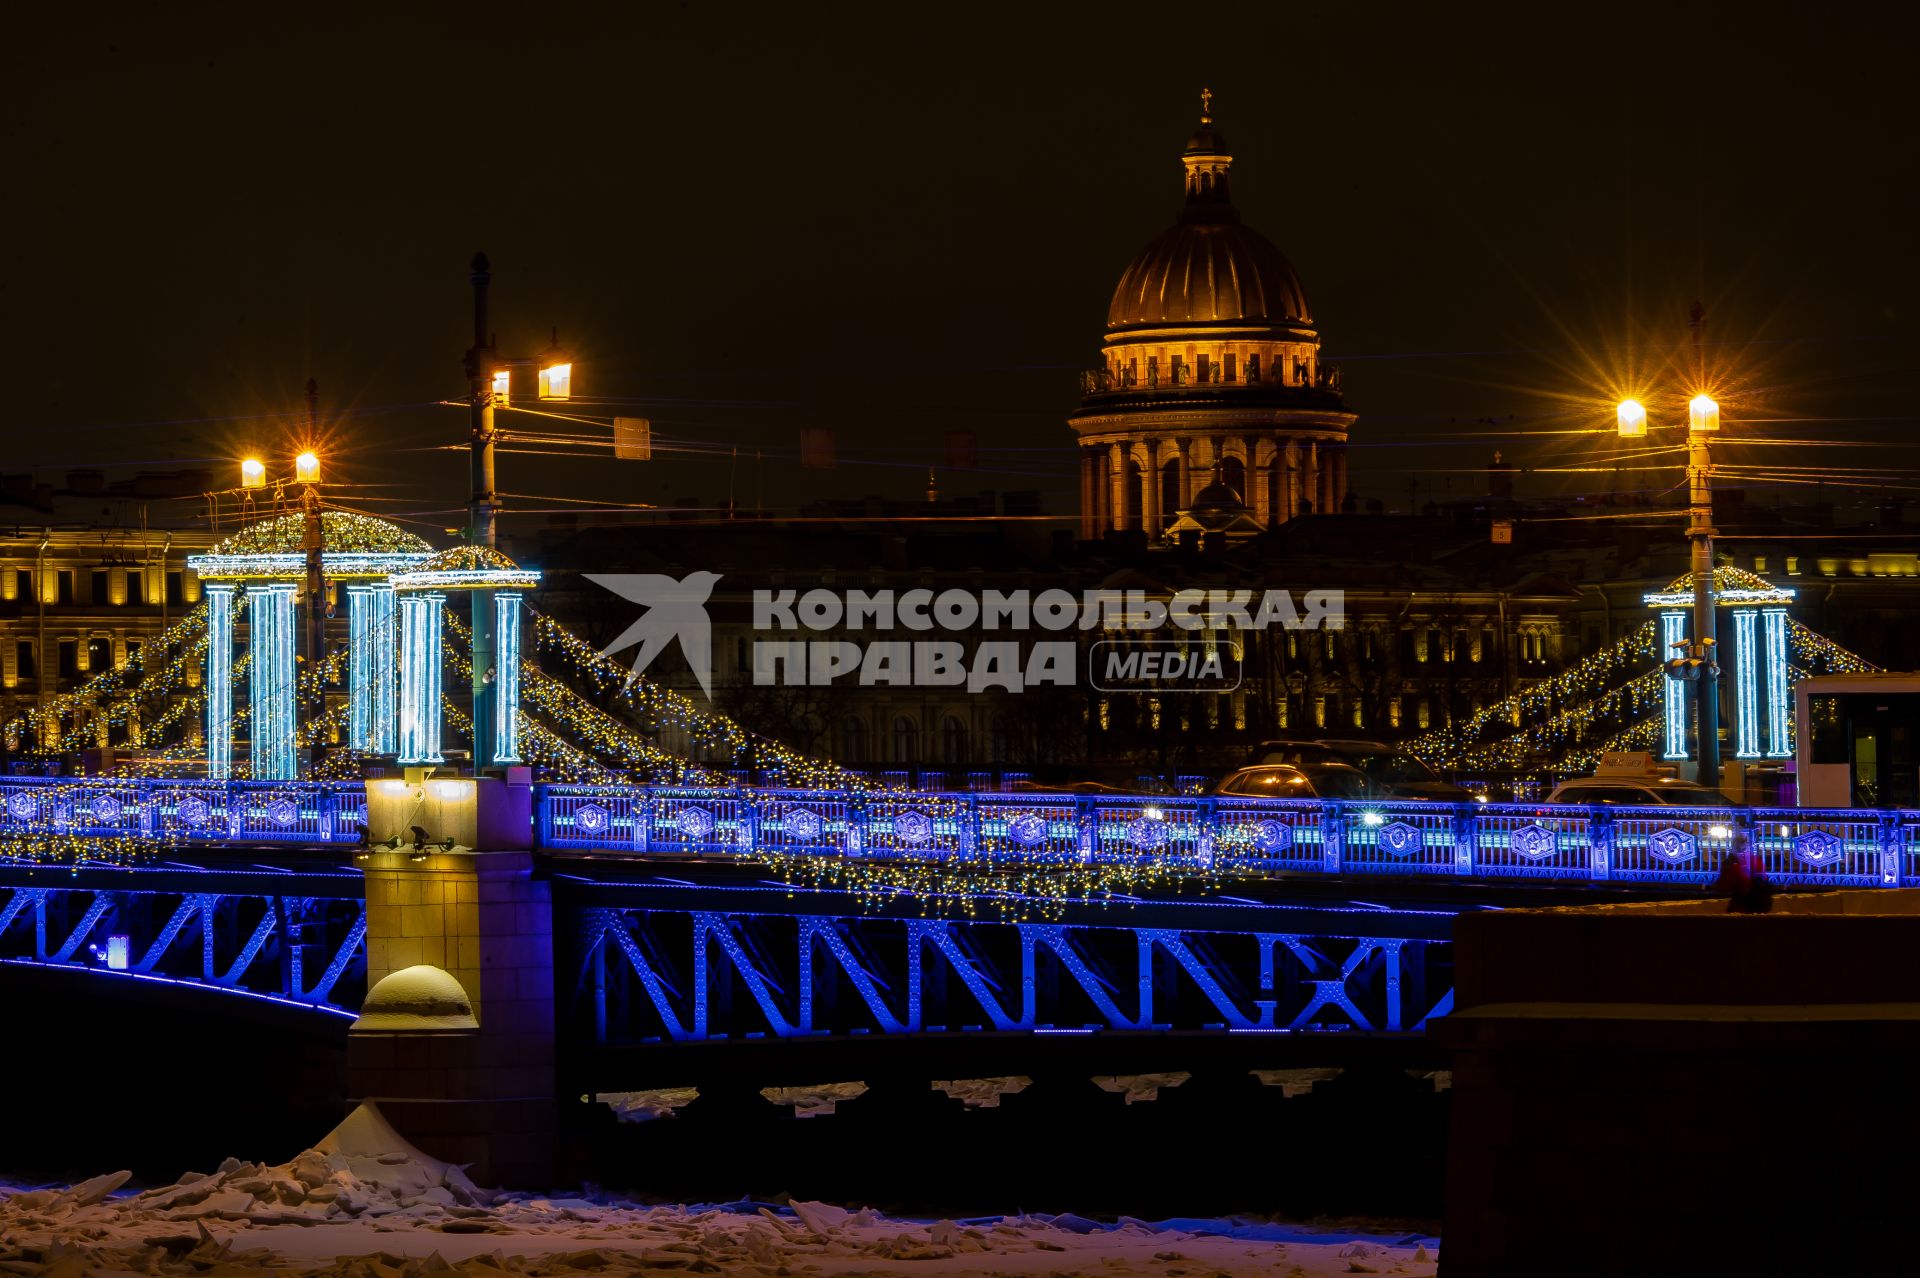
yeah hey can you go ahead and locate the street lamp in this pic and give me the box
[537,329,573,402]
[1619,391,1723,789]
[463,254,576,769]
[239,435,329,766]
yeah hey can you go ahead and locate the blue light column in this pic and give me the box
[1733,608,1759,759]
[205,585,236,779]
[492,592,523,763]
[247,583,298,779]
[1661,610,1688,760]
[1763,607,1791,757]
[398,592,445,764]
[348,584,398,753]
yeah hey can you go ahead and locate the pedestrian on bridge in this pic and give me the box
[1711,829,1773,914]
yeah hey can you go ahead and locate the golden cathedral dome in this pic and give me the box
[1107,222,1310,330]
[1105,91,1311,332]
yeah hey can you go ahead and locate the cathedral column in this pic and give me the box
[1246,436,1269,526]
[1142,443,1161,535]
[1108,443,1127,533]
[1176,440,1193,510]
[1079,449,1096,541]
[1333,447,1349,512]
[1304,442,1320,515]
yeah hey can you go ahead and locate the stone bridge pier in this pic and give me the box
[346,776,555,1185]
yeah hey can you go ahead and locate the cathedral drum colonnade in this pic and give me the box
[1072,92,1356,542]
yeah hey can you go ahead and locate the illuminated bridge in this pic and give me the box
[3,775,1913,1035]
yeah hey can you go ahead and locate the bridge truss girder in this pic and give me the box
[565,907,1451,1044]
[0,883,367,1011]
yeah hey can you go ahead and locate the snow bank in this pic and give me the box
[0,1103,1441,1276]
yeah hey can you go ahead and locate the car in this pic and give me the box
[1249,738,1474,802]
[1214,762,1374,801]
[1544,776,1738,806]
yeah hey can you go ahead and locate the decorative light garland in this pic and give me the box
[203,510,433,557]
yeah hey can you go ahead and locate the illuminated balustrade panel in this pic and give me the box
[1474,808,1592,879]
[1339,801,1461,876]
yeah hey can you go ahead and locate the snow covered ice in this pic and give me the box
[0,1103,1440,1275]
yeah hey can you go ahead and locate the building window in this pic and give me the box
[13,570,30,601]
[126,570,143,604]
[86,637,109,671]
[125,640,142,669]
[1223,353,1237,383]
[90,569,109,605]
[1247,354,1262,382]
[1417,698,1431,729]
[892,715,919,763]
[1753,555,1768,574]
[942,715,969,764]
[15,640,34,680]
[1195,353,1211,383]
[1313,696,1327,728]
[1786,556,1800,575]
[57,571,75,604]
[1388,698,1402,728]
[58,639,78,680]
[842,716,869,763]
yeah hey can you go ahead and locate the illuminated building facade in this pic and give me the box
[1071,95,1356,541]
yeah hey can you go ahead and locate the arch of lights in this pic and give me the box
[186,526,539,779]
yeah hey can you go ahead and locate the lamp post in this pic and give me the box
[1618,393,1722,789]
[461,253,572,770]
[237,445,326,771]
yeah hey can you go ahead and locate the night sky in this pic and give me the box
[7,2,1915,531]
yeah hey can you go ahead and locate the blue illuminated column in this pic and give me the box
[348,584,398,753]
[205,585,236,779]
[492,592,523,763]
[1732,608,1759,758]
[398,592,445,764]
[1660,610,1688,760]
[247,582,298,779]
[1763,607,1791,757]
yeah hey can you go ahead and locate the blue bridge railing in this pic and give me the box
[0,777,367,846]
[3,774,1917,892]
[537,784,1920,891]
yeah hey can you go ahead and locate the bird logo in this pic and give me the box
[588,571,723,698]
